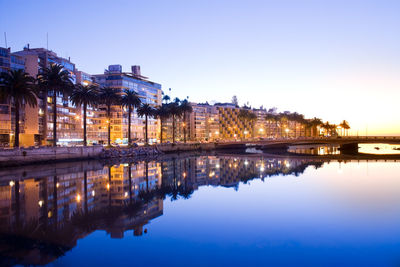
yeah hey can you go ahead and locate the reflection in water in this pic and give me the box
[1,155,400,265]
[288,144,340,155]
[0,156,323,265]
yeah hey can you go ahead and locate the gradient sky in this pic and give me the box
[1,0,399,135]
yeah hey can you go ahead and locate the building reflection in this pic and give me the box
[0,155,324,265]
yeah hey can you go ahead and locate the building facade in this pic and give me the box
[93,65,162,145]
[0,47,36,146]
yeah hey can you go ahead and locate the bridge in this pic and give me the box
[215,136,400,153]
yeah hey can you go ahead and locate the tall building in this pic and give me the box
[0,47,37,146]
[74,70,107,145]
[93,65,162,144]
[13,46,81,145]
[215,103,254,140]
[188,103,220,141]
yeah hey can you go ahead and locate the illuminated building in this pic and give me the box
[0,47,37,146]
[13,46,82,145]
[215,103,254,140]
[93,65,162,144]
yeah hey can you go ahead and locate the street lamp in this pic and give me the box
[285,128,289,138]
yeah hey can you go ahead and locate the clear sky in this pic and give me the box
[1,0,399,135]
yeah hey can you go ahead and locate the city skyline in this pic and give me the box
[1,0,399,135]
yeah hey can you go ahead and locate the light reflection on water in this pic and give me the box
[359,143,400,154]
[1,155,400,266]
[288,144,340,155]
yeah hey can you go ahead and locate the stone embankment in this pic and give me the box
[0,143,218,167]
[0,146,104,167]
[100,143,216,158]
[100,146,161,158]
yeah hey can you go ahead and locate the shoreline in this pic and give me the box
[0,141,400,168]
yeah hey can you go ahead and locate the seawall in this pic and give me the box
[0,143,217,167]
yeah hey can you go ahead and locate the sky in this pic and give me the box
[1,0,399,135]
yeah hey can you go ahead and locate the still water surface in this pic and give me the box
[1,154,400,266]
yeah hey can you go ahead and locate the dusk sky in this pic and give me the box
[1,0,399,135]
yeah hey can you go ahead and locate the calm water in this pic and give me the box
[1,154,400,266]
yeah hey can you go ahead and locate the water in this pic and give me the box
[1,154,400,266]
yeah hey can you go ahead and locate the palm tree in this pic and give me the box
[137,103,156,145]
[290,112,305,138]
[162,94,170,104]
[0,69,37,147]
[264,113,274,138]
[179,99,193,143]
[278,113,289,138]
[248,112,257,138]
[121,89,141,146]
[340,120,350,136]
[238,109,257,139]
[37,64,73,146]
[98,87,121,146]
[309,117,322,137]
[168,98,182,143]
[70,84,98,146]
[155,104,171,143]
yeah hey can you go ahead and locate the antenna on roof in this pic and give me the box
[46,32,48,50]
[4,32,7,47]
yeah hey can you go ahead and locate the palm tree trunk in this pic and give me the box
[172,114,176,143]
[145,114,148,145]
[183,112,187,143]
[53,96,57,147]
[128,163,132,204]
[15,181,20,227]
[160,119,163,143]
[108,166,112,207]
[128,107,131,146]
[53,175,58,227]
[14,101,20,148]
[84,171,88,214]
[145,161,149,192]
[107,105,111,146]
[42,91,48,146]
[83,104,87,146]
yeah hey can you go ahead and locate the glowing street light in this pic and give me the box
[9,181,15,187]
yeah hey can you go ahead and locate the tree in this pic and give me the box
[121,89,141,146]
[278,113,289,138]
[168,98,183,143]
[98,87,121,146]
[179,99,193,143]
[155,104,171,143]
[340,120,350,136]
[162,94,170,104]
[137,103,156,145]
[309,117,323,137]
[37,64,73,146]
[238,109,257,139]
[231,95,239,107]
[0,69,37,147]
[70,84,98,146]
[265,113,277,138]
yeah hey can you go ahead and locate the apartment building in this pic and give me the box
[215,103,254,140]
[0,47,37,146]
[93,65,162,144]
[13,47,82,145]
